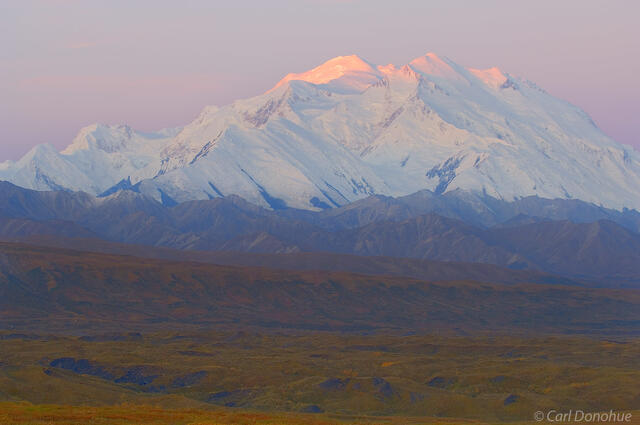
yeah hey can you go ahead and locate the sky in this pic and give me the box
[1,0,638,160]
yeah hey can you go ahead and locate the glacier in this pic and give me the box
[1,52,639,211]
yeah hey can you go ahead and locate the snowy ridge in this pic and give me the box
[1,53,639,210]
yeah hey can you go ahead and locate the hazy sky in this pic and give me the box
[1,0,638,160]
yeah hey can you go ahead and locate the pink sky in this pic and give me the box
[1,0,638,160]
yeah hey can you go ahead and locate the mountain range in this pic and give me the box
[1,182,639,288]
[1,53,639,211]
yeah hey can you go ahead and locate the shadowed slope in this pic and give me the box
[1,182,640,286]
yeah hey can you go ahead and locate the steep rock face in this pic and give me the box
[1,53,639,210]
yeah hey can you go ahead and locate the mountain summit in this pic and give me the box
[274,54,379,89]
[1,53,639,210]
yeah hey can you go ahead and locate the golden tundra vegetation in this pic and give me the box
[0,331,639,424]
[0,402,528,425]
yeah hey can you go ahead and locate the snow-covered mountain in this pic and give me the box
[2,53,639,210]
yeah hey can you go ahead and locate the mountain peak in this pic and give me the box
[408,52,461,79]
[18,143,59,163]
[317,54,373,70]
[61,123,135,155]
[273,54,378,89]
